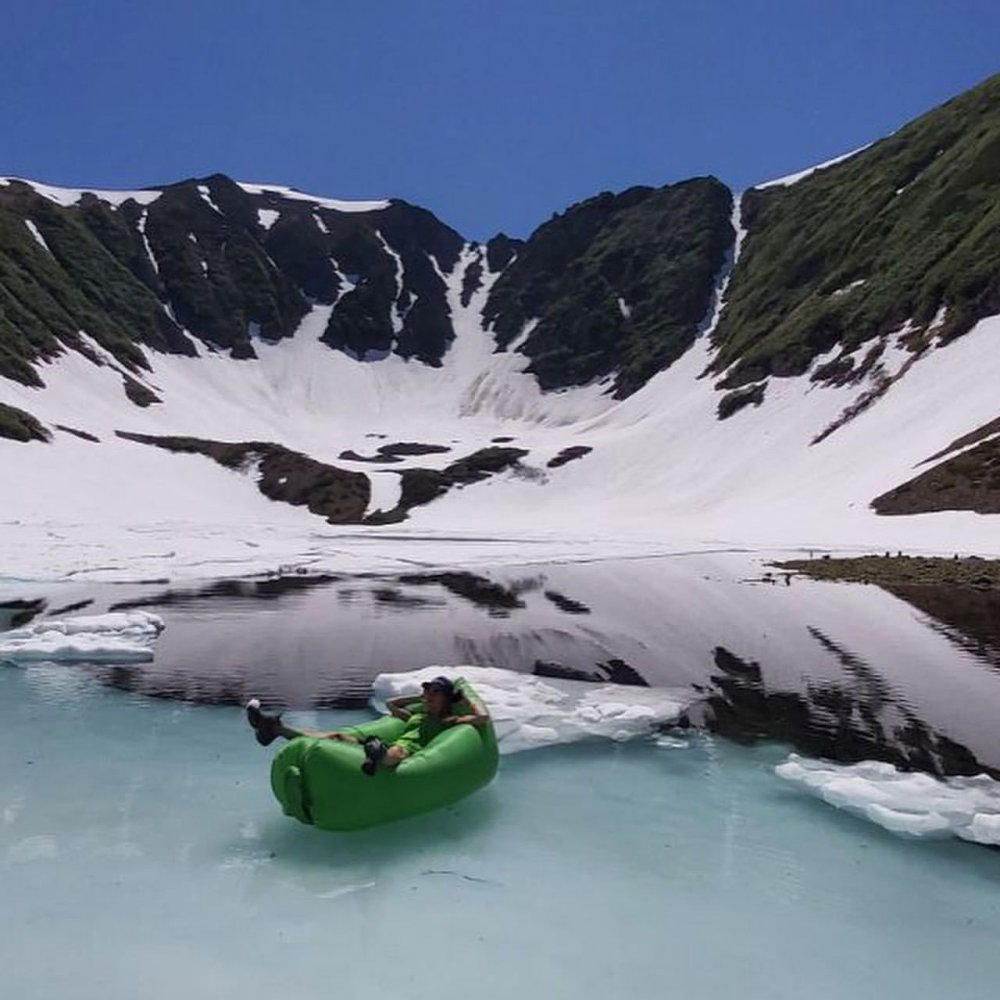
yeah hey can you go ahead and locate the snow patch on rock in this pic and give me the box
[238,182,389,214]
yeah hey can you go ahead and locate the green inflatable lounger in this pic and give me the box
[270,677,499,831]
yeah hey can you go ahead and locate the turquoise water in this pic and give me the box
[3,664,999,1000]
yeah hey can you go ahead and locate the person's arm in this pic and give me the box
[446,695,490,728]
[386,695,415,721]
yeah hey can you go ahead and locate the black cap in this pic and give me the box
[422,675,458,701]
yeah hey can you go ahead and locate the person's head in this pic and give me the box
[421,676,458,716]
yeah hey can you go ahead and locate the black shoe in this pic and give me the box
[246,698,283,747]
[361,737,386,776]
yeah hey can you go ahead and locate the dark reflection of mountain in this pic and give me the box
[883,583,1000,670]
[107,574,341,611]
[0,598,46,629]
[397,571,541,615]
[88,662,374,709]
[705,639,999,780]
[5,560,1000,777]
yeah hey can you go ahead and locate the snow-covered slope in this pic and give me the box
[1,220,998,584]
[2,74,999,582]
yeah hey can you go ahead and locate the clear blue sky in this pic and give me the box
[3,0,998,239]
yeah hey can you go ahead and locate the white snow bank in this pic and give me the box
[371,665,693,754]
[0,177,161,208]
[754,144,873,190]
[237,182,389,213]
[0,611,164,663]
[776,754,1000,846]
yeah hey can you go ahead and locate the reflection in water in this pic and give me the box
[4,556,1000,779]
[886,583,1000,670]
[704,642,997,781]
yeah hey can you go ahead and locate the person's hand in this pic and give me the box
[444,716,459,726]
[327,732,346,741]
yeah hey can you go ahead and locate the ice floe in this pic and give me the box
[776,753,1000,846]
[372,665,693,754]
[0,611,164,663]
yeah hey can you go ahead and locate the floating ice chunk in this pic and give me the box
[776,754,1000,845]
[371,665,692,755]
[0,611,164,663]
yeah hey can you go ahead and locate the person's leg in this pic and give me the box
[360,741,410,775]
[246,699,356,747]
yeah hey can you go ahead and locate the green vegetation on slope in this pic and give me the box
[713,71,1000,388]
[484,178,734,397]
[0,176,465,387]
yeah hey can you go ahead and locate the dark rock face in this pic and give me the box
[55,424,100,443]
[483,177,734,397]
[116,432,370,523]
[0,401,49,442]
[338,441,451,464]
[716,382,765,420]
[0,176,464,384]
[365,446,529,524]
[547,445,592,468]
[122,374,161,407]
[873,437,1000,515]
[319,200,464,366]
[485,233,522,274]
[713,70,1000,389]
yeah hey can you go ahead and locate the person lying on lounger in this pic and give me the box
[246,675,489,776]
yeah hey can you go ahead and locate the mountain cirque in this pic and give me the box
[2,72,1000,545]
